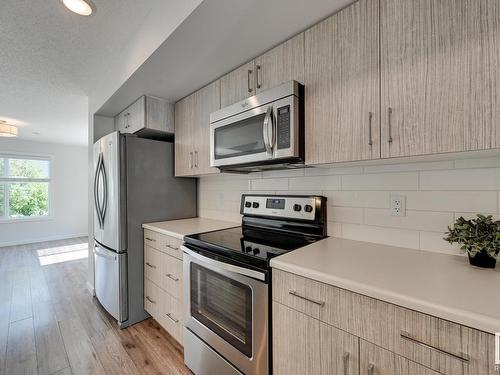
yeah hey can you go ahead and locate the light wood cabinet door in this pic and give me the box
[255,33,304,93]
[272,302,321,375]
[193,80,220,175]
[145,96,174,133]
[380,0,500,158]
[220,61,255,107]
[174,94,195,177]
[320,322,359,375]
[360,340,397,375]
[304,0,380,165]
[124,96,146,134]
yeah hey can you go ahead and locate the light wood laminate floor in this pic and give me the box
[0,238,191,375]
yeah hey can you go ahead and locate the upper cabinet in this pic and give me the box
[115,96,174,135]
[174,81,220,177]
[220,33,305,107]
[380,0,500,158]
[304,0,380,165]
[255,33,305,93]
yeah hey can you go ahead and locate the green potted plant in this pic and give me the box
[444,214,500,268]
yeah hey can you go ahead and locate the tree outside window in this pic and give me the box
[0,156,51,220]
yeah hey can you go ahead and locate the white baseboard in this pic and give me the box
[0,232,89,248]
[86,281,95,296]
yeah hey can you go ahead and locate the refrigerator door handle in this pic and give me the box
[100,154,108,225]
[94,153,103,228]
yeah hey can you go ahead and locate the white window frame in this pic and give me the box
[0,153,54,223]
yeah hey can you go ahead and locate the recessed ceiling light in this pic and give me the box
[62,0,94,16]
[0,120,18,137]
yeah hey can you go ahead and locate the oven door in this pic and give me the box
[183,246,268,375]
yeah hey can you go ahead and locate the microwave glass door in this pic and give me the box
[214,113,266,160]
[190,262,253,357]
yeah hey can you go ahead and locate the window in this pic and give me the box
[0,155,51,220]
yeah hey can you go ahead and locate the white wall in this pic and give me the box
[199,154,500,255]
[0,138,88,247]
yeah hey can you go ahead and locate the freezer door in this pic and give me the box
[94,243,128,322]
[93,131,123,251]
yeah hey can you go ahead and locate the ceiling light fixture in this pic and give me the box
[62,0,94,16]
[0,121,18,137]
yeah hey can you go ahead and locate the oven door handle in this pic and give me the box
[182,246,266,282]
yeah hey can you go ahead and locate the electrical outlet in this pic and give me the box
[390,194,406,216]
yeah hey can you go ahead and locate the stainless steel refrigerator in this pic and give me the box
[93,131,196,328]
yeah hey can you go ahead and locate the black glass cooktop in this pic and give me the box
[184,226,322,271]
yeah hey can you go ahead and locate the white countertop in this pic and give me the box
[270,237,500,334]
[142,217,239,240]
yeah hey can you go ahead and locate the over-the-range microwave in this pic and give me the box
[210,80,304,172]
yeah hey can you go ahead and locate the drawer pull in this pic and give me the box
[400,330,470,362]
[368,111,373,146]
[166,245,179,251]
[145,262,156,269]
[146,296,156,304]
[166,273,179,282]
[368,363,374,375]
[288,290,325,307]
[145,237,156,242]
[166,312,179,323]
[343,352,349,375]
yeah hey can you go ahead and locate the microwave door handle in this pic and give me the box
[263,106,273,156]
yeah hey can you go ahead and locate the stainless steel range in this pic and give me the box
[182,194,328,375]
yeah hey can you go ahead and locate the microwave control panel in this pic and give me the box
[276,105,291,150]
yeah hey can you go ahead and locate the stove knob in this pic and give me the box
[304,204,313,213]
[245,246,252,252]
[245,201,251,208]
[293,204,302,212]
[253,248,260,255]
[252,202,259,209]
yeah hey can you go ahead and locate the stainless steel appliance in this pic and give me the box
[210,81,304,172]
[183,194,327,375]
[93,131,196,327]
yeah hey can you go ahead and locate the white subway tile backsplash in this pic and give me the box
[364,209,453,232]
[289,175,341,191]
[250,178,288,191]
[341,223,420,249]
[327,206,364,224]
[404,191,497,213]
[198,154,500,255]
[341,172,419,191]
[419,168,500,190]
[363,160,454,173]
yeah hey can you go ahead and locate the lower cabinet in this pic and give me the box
[320,322,359,375]
[144,229,185,346]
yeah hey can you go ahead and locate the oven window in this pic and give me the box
[190,263,253,357]
[214,113,266,159]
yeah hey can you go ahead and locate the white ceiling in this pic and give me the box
[0,0,201,145]
[96,0,356,117]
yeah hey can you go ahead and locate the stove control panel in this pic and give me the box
[241,195,321,221]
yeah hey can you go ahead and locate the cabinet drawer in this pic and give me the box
[162,235,183,260]
[144,229,161,250]
[272,269,325,319]
[144,278,161,318]
[159,290,184,345]
[161,254,183,300]
[144,245,162,286]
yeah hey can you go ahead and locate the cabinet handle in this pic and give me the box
[165,273,179,282]
[166,312,179,323]
[343,352,349,375]
[247,69,253,93]
[288,290,325,307]
[387,107,393,143]
[368,111,373,147]
[145,262,156,269]
[146,296,156,304]
[194,150,198,168]
[166,245,179,251]
[368,364,374,375]
[400,330,470,362]
[256,65,262,89]
[189,152,193,169]
[145,237,156,242]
